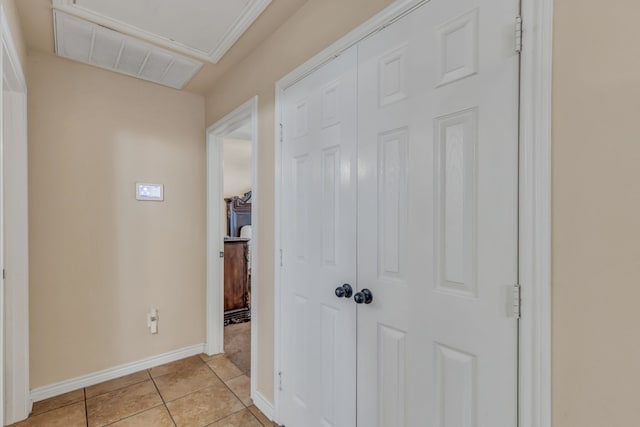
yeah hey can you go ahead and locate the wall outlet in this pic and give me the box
[147,308,158,334]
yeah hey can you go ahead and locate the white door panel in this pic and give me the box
[280,46,358,427]
[279,0,519,425]
[356,0,519,426]
[358,0,518,427]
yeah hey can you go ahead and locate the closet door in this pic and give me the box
[356,0,520,425]
[280,46,358,427]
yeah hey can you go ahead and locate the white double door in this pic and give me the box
[280,0,520,425]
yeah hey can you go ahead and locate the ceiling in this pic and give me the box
[16,0,309,94]
[52,0,272,63]
[54,11,204,89]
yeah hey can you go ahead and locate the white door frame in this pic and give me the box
[517,0,553,424]
[205,96,260,403]
[273,0,553,425]
[0,5,30,425]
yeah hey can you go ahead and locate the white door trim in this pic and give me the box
[0,19,4,426]
[205,96,260,406]
[518,0,553,425]
[273,0,553,425]
[0,4,30,425]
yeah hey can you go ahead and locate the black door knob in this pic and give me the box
[335,283,353,298]
[354,289,373,304]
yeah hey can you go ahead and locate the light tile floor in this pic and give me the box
[10,354,278,427]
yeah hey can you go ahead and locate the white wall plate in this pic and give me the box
[136,183,164,201]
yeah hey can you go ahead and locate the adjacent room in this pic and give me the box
[222,124,254,377]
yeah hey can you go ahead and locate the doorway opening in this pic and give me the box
[206,97,259,403]
[221,125,252,376]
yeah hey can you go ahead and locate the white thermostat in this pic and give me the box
[136,183,164,201]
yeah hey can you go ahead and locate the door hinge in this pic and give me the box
[2,269,4,280]
[280,123,284,143]
[511,284,521,319]
[515,16,523,53]
[280,249,283,267]
[278,371,283,391]
[219,251,224,258]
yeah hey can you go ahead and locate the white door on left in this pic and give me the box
[279,46,358,427]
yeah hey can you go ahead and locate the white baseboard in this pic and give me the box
[252,390,275,421]
[30,343,206,403]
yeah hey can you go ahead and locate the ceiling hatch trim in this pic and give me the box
[54,11,203,89]
[51,0,273,64]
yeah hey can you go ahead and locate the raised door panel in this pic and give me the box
[357,1,519,426]
[434,109,478,297]
[280,46,358,427]
[357,18,413,427]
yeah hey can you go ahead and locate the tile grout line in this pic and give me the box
[202,356,262,424]
[84,373,163,427]
[202,407,264,427]
[28,398,85,418]
[205,356,253,406]
[84,388,89,427]
[148,369,178,427]
[25,358,239,427]
[202,356,246,387]
[157,358,245,427]
[207,359,252,409]
[201,358,248,408]
[27,356,251,427]
[156,357,229,404]
[247,406,272,427]
[85,376,151,401]
[202,358,227,383]
[87,379,166,426]
[223,378,250,409]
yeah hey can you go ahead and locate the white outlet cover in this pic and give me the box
[136,183,164,201]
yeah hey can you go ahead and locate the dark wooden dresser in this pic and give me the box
[224,238,250,312]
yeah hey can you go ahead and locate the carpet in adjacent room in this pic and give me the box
[224,321,251,377]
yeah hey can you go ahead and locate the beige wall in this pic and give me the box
[223,138,252,199]
[28,52,206,388]
[205,0,395,403]
[552,0,640,425]
[1,0,27,75]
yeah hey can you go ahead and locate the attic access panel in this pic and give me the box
[52,0,272,63]
[54,11,203,89]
